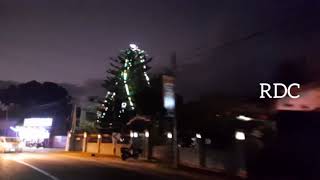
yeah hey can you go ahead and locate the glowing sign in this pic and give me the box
[24,118,53,127]
[16,126,50,140]
[163,75,175,117]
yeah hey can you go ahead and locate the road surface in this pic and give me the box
[0,152,210,180]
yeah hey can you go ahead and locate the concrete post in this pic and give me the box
[197,137,206,167]
[97,134,102,154]
[144,130,150,160]
[235,140,246,175]
[65,132,72,151]
[82,132,87,152]
[112,133,118,156]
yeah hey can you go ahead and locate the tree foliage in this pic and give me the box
[97,44,152,129]
[0,81,72,134]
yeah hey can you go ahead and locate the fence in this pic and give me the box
[152,140,246,176]
[52,136,67,148]
[66,132,149,158]
[66,132,246,176]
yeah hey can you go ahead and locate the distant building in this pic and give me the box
[71,96,100,133]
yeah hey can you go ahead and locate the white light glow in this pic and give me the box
[23,118,53,127]
[236,115,253,121]
[10,126,18,132]
[144,72,150,83]
[167,132,173,139]
[130,131,134,138]
[129,44,138,50]
[164,96,175,110]
[163,79,175,111]
[128,97,134,107]
[125,84,130,95]
[121,102,127,109]
[16,126,50,140]
[196,133,202,139]
[133,132,138,138]
[123,71,128,81]
[145,131,149,138]
[235,131,245,140]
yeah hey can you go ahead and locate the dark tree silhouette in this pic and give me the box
[0,81,72,135]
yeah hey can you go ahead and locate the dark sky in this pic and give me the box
[0,0,319,100]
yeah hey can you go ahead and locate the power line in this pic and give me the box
[178,13,309,68]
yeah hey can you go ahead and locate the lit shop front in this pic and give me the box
[12,118,53,148]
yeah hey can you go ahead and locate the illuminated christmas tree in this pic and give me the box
[97,44,152,129]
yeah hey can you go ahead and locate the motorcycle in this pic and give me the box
[120,147,142,160]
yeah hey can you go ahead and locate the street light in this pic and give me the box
[196,133,202,139]
[167,132,173,139]
[235,131,245,141]
[145,131,149,138]
[236,115,252,121]
[133,132,138,138]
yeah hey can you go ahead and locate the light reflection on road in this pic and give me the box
[2,152,47,161]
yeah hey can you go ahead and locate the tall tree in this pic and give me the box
[0,81,72,134]
[97,44,152,129]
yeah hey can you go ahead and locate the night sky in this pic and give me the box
[0,0,319,100]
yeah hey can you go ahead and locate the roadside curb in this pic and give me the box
[55,152,230,180]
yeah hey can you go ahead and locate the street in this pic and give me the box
[0,151,210,180]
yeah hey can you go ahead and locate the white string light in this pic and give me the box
[98,44,151,123]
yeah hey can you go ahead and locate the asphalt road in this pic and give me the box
[0,152,200,180]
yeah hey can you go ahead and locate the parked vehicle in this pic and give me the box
[120,146,142,160]
[25,140,44,148]
[0,137,23,153]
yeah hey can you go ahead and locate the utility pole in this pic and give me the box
[5,107,8,121]
[163,52,178,168]
[162,75,177,166]
[171,52,178,168]
[71,104,77,133]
